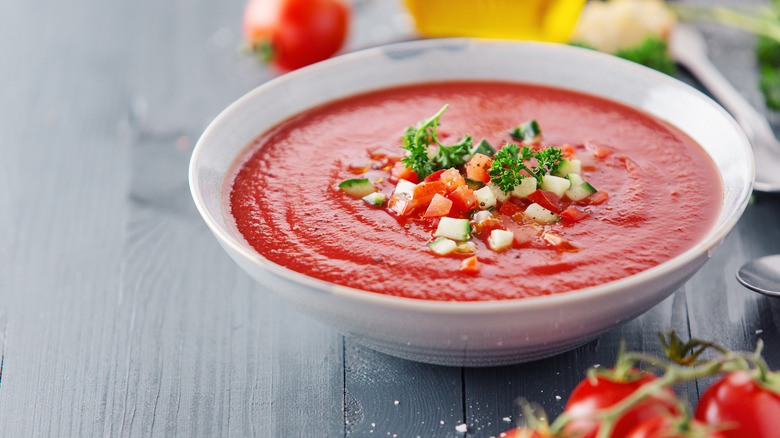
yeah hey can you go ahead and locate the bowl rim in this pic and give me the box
[189,37,754,314]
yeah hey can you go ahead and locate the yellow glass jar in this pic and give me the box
[403,0,586,43]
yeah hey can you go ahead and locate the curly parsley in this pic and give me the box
[488,144,564,194]
[401,105,473,179]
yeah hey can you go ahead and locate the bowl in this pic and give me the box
[189,38,753,367]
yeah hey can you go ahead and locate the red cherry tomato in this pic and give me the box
[694,370,780,438]
[624,415,728,438]
[242,0,350,71]
[563,371,678,438]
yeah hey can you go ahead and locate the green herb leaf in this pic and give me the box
[534,146,565,179]
[615,37,677,76]
[757,35,780,111]
[401,105,447,179]
[438,134,473,169]
[400,105,474,179]
[487,143,534,194]
[760,66,780,110]
[488,142,565,194]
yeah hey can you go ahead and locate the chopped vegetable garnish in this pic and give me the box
[488,143,564,194]
[338,106,611,271]
[459,256,480,273]
[338,178,376,198]
[471,139,497,157]
[400,105,474,179]
[508,119,542,143]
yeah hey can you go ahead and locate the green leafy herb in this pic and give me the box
[761,65,780,110]
[488,144,534,194]
[509,119,542,142]
[488,143,565,194]
[400,105,473,179]
[438,134,473,169]
[757,35,780,110]
[615,37,677,76]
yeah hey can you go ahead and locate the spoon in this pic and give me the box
[669,23,780,193]
[737,254,780,296]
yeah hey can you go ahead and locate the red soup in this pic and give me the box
[226,81,721,301]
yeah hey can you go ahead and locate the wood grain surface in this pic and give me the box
[1,0,778,436]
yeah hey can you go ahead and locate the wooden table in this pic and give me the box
[2,0,778,436]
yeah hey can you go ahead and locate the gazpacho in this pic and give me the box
[226,81,721,301]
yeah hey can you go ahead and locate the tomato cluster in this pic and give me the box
[501,333,780,438]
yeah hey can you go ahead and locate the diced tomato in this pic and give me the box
[465,153,492,183]
[459,256,480,273]
[440,168,466,193]
[448,185,477,214]
[474,217,503,241]
[391,161,418,183]
[388,194,412,216]
[423,194,453,217]
[561,143,577,159]
[499,200,521,218]
[526,190,563,214]
[498,216,543,248]
[560,205,589,223]
[586,190,609,205]
[590,145,611,159]
[423,169,446,182]
[411,181,447,207]
[543,232,579,252]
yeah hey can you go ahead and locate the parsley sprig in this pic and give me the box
[401,105,473,179]
[488,144,564,194]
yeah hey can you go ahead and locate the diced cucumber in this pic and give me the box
[524,203,561,224]
[362,192,387,206]
[471,210,492,224]
[470,139,496,157]
[339,178,376,198]
[393,179,417,197]
[488,183,509,202]
[474,186,497,210]
[427,237,457,255]
[488,229,514,252]
[455,241,478,254]
[553,159,582,177]
[566,173,584,186]
[509,119,542,142]
[511,177,538,198]
[434,217,471,241]
[464,178,485,191]
[565,181,598,201]
[540,174,571,197]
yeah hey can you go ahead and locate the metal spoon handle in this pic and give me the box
[670,24,771,142]
[670,24,780,192]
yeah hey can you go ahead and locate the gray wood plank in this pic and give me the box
[0,0,345,435]
[344,341,464,438]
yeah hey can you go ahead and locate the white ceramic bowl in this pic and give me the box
[189,38,753,366]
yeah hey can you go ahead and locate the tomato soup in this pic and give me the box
[226,82,721,301]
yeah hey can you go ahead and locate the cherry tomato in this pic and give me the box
[694,370,780,438]
[624,415,728,438]
[242,0,350,71]
[563,371,678,438]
